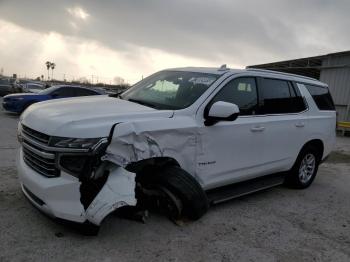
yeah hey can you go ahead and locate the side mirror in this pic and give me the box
[204,101,240,126]
[51,93,59,98]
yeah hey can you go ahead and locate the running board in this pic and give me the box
[206,173,285,205]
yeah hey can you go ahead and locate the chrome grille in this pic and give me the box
[21,125,60,178]
[22,125,50,145]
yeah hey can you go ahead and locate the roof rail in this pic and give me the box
[246,68,317,81]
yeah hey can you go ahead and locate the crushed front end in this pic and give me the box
[17,123,137,229]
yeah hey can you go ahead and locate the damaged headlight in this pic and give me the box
[54,137,109,177]
[59,155,90,176]
[49,137,107,150]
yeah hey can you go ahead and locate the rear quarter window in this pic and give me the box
[304,84,335,111]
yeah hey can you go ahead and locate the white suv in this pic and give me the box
[17,66,336,234]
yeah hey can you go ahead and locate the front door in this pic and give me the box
[196,76,268,189]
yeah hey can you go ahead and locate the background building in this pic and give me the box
[248,51,350,122]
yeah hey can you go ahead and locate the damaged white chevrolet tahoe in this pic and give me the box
[17,66,336,234]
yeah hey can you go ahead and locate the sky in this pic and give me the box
[0,0,349,84]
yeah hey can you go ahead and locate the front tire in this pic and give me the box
[285,145,321,189]
[139,166,209,221]
[156,166,209,220]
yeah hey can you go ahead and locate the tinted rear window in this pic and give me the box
[304,84,335,111]
[259,78,306,114]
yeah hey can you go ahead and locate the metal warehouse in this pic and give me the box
[248,51,350,123]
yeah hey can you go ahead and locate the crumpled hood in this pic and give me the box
[21,95,174,138]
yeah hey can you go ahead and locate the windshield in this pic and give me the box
[121,71,219,110]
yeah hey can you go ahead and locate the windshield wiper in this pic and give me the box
[127,98,158,109]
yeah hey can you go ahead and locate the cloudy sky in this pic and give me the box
[0,0,349,84]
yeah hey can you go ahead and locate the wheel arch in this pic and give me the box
[298,139,324,161]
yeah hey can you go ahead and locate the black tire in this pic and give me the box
[152,166,209,220]
[284,145,321,189]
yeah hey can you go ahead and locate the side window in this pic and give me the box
[304,84,335,111]
[210,77,258,116]
[289,82,307,112]
[259,78,299,114]
[74,88,98,96]
[52,87,75,97]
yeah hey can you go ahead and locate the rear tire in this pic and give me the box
[285,145,321,189]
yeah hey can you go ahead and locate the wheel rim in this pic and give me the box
[298,153,316,184]
[157,186,183,220]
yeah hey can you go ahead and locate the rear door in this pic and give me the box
[255,77,308,173]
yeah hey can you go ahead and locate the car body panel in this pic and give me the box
[103,115,199,181]
[21,96,174,138]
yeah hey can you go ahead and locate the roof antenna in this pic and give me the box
[219,64,229,71]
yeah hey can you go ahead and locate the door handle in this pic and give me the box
[295,122,305,128]
[250,126,265,132]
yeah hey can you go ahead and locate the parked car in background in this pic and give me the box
[21,82,45,93]
[0,78,21,96]
[2,85,104,113]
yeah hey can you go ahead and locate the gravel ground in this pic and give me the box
[0,98,350,262]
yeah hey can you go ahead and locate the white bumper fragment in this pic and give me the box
[18,146,137,225]
[86,167,137,225]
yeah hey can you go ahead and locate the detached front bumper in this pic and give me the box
[17,148,137,225]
